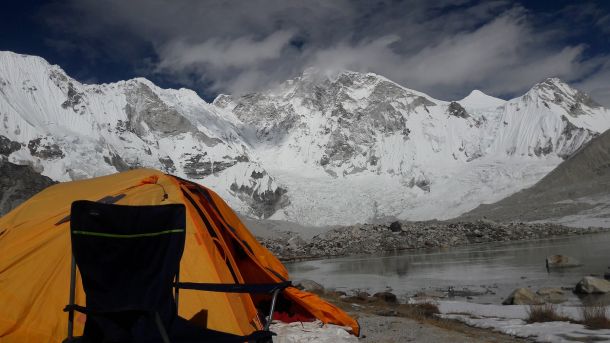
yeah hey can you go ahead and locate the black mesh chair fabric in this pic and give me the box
[67,200,271,343]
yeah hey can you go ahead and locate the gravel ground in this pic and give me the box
[313,290,530,343]
[357,313,529,343]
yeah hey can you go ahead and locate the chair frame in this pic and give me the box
[65,254,290,342]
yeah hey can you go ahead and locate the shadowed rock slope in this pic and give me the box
[461,129,610,223]
[0,159,56,216]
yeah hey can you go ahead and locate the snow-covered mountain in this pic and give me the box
[0,51,284,218]
[1,51,609,226]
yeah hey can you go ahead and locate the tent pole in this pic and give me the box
[265,289,281,331]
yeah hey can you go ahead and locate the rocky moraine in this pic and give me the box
[259,220,608,261]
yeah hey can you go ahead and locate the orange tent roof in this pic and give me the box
[0,169,359,342]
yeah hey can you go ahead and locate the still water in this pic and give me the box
[286,232,610,305]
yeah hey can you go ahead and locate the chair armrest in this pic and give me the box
[63,304,90,314]
[174,281,291,294]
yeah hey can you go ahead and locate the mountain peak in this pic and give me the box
[0,50,46,62]
[459,89,505,109]
[532,77,571,92]
[523,77,602,116]
[0,50,57,73]
[297,67,383,84]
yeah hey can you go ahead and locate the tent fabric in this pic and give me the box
[0,169,360,342]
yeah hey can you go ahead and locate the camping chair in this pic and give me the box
[63,200,290,343]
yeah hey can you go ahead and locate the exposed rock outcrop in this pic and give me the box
[230,183,289,219]
[27,137,65,159]
[447,102,469,118]
[0,159,56,216]
[0,135,20,156]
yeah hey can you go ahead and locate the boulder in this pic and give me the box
[294,279,325,293]
[502,288,543,305]
[389,221,402,232]
[575,276,610,294]
[536,287,566,304]
[287,236,305,249]
[373,291,398,304]
[546,255,581,268]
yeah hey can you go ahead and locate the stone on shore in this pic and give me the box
[546,255,581,268]
[536,287,566,304]
[389,221,402,232]
[287,235,305,249]
[575,276,610,294]
[373,291,398,304]
[294,279,325,293]
[502,288,543,305]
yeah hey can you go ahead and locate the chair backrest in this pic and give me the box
[70,200,186,314]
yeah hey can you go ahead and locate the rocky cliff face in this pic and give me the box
[1,51,609,225]
[0,158,56,216]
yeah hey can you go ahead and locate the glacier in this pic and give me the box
[1,51,609,226]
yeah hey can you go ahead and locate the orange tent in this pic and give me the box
[0,169,359,342]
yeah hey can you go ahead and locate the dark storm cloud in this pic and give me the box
[42,0,610,105]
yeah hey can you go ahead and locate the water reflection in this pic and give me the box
[287,232,610,304]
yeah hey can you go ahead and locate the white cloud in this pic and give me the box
[306,10,599,101]
[157,30,295,71]
[44,0,610,105]
[575,60,610,107]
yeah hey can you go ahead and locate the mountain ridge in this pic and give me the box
[1,51,609,225]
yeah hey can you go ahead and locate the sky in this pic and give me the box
[1,0,609,105]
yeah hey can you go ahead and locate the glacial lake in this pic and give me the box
[286,231,610,305]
